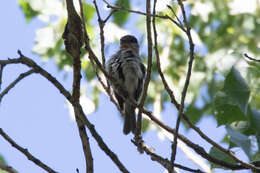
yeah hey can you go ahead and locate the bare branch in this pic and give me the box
[166,5,182,26]
[93,0,106,67]
[171,0,196,165]
[0,64,4,91]
[136,0,153,138]
[131,139,204,173]
[0,69,35,103]
[0,128,58,173]
[102,0,186,32]
[244,53,260,62]
[64,0,94,171]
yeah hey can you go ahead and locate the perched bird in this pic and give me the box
[106,35,146,135]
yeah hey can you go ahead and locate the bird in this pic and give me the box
[106,35,146,135]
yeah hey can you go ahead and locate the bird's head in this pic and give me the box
[120,35,139,54]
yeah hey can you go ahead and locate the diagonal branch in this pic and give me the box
[0,128,58,173]
[0,69,35,102]
[131,139,205,173]
[244,53,260,62]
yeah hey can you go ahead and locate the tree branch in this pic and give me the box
[244,53,260,62]
[0,128,58,173]
[136,0,153,138]
[131,139,204,173]
[0,69,35,103]
[0,51,130,173]
[171,0,195,166]
[64,0,94,172]
[102,0,186,32]
[0,64,4,91]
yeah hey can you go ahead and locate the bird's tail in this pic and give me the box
[123,101,136,135]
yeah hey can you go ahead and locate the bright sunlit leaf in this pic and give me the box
[113,0,130,26]
[18,0,39,22]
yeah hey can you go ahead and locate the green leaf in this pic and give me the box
[223,67,250,115]
[113,0,130,26]
[226,126,251,158]
[184,103,204,126]
[83,3,95,24]
[18,0,39,22]
[142,119,150,132]
[209,146,237,169]
[214,92,246,126]
[248,107,260,134]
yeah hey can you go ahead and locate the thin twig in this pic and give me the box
[93,0,112,94]
[170,0,195,165]
[244,53,260,62]
[0,69,35,102]
[131,140,205,173]
[0,64,5,91]
[102,0,186,32]
[93,0,106,67]
[103,9,116,23]
[0,128,58,173]
[166,5,182,26]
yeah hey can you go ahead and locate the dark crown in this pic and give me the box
[120,35,138,44]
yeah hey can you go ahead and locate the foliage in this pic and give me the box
[18,0,260,171]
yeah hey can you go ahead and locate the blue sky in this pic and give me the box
[0,1,250,173]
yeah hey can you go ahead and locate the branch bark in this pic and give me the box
[64,0,94,172]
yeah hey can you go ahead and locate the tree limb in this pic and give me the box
[0,64,4,91]
[0,128,58,173]
[171,0,195,166]
[0,69,35,103]
[244,53,260,62]
[0,51,130,173]
[64,0,94,172]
